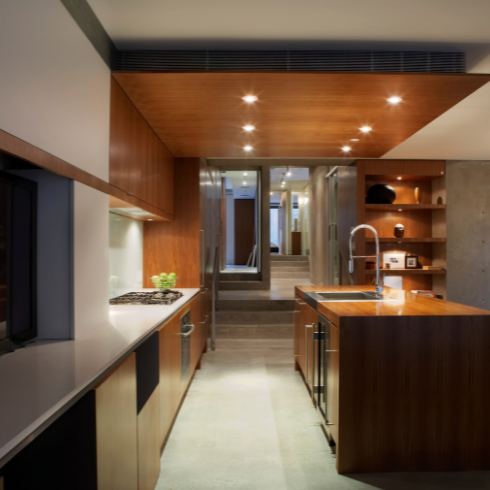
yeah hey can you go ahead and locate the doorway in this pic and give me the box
[220,170,259,273]
[270,167,310,256]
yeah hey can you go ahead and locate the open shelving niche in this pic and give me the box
[356,160,447,298]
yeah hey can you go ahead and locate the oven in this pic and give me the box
[180,309,195,387]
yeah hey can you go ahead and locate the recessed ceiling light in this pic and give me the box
[360,126,372,133]
[398,209,402,212]
[350,138,359,142]
[242,95,258,103]
[270,192,273,195]
[148,218,153,221]
[342,146,352,152]
[243,145,253,151]
[397,177,402,180]
[243,181,247,185]
[243,172,248,176]
[387,96,403,104]
[243,125,255,132]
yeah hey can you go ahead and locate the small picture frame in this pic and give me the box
[405,255,418,269]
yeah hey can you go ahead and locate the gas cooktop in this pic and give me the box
[109,290,183,306]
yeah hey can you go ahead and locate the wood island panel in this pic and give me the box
[294,285,490,473]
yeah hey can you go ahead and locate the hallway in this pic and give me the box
[156,339,490,490]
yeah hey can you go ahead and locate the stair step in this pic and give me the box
[216,324,293,339]
[216,310,294,325]
[271,266,310,273]
[271,261,310,268]
[217,300,294,311]
[270,255,309,262]
[271,271,311,278]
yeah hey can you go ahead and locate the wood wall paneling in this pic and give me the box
[144,158,201,287]
[94,353,138,490]
[112,73,490,158]
[137,388,161,490]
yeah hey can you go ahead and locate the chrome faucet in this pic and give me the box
[349,224,383,298]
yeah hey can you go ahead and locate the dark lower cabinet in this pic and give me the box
[1,391,97,490]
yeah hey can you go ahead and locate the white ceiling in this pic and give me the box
[88,0,490,49]
[223,170,257,199]
[88,0,490,160]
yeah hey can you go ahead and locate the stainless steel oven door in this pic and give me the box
[180,309,195,387]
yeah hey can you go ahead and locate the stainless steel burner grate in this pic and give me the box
[109,290,183,305]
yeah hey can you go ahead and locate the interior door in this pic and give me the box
[234,199,255,265]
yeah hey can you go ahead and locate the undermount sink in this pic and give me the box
[305,291,399,305]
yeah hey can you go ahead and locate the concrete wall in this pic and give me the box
[446,161,490,310]
[309,166,330,285]
[0,0,111,181]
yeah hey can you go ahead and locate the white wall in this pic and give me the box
[109,213,143,297]
[0,0,111,181]
[73,182,109,335]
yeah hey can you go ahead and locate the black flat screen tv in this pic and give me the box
[0,170,37,351]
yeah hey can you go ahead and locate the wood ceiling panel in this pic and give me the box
[113,72,490,158]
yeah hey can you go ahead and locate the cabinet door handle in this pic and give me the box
[201,288,208,294]
[200,315,209,324]
[325,350,339,352]
[295,299,306,305]
[200,229,205,287]
[181,324,195,338]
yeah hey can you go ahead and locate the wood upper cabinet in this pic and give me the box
[93,353,138,490]
[110,77,174,216]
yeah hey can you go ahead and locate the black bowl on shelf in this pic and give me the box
[366,184,397,204]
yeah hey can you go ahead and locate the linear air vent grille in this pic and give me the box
[115,50,466,73]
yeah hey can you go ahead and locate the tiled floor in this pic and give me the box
[155,339,490,490]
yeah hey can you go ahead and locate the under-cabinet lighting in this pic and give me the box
[387,96,403,104]
[243,145,253,151]
[243,125,255,132]
[350,138,359,142]
[242,95,258,103]
[342,146,351,152]
[360,126,372,133]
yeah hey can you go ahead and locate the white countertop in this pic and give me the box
[0,288,200,467]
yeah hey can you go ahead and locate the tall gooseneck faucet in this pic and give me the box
[349,224,383,297]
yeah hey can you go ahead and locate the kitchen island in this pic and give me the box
[294,285,490,474]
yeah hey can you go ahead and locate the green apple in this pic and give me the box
[160,272,168,278]
[168,272,177,278]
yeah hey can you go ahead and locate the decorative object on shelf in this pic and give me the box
[414,187,420,204]
[366,184,396,204]
[405,254,418,269]
[423,265,443,270]
[294,218,298,231]
[437,196,444,204]
[151,272,178,290]
[382,251,406,269]
[365,261,376,270]
[394,223,405,238]
[384,263,391,269]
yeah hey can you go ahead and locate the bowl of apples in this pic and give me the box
[151,272,178,290]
